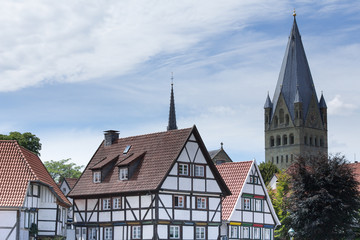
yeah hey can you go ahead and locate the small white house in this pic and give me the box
[217,160,280,240]
[0,140,71,240]
[69,126,231,240]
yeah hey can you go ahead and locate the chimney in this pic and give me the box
[104,130,119,146]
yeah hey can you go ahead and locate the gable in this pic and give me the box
[270,93,294,129]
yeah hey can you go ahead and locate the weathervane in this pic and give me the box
[293,9,296,17]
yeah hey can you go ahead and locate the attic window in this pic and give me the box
[119,167,128,180]
[93,171,101,183]
[123,145,131,154]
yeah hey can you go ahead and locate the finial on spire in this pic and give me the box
[221,142,223,149]
[293,9,296,17]
[171,72,174,86]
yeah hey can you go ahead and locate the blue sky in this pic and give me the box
[0,1,359,167]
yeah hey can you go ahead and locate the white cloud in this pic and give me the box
[0,0,288,92]
[328,95,357,115]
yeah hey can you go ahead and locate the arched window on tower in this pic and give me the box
[314,137,318,147]
[274,116,278,127]
[310,136,313,146]
[285,114,290,125]
[276,136,281,146]
[304,136,308,145]
[270,137,275,147]
[276,156,279,164]
[320,137,324,147]
[290,134,294,144]
[279,109,284,124]
[283,135,288,145]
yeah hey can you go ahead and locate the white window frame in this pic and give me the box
[89,228,97,240]
[195,226,206,239]
[254,227,261,239]
[93,171,101,183]
[169,225,180,239]
[255,199,262,212]
[230,225,239,238]
[104,227,112,240]
[264,228,271,240]
[194,165,205,177]
[119,167,128,180]
[196,197,207,209]
[103,198,111,210]
[132,226,141,239]
[113,197,121,209]
[243,198,251,210]
[174,195,185,208]
[178,163,189,176]
[243,226,250,239]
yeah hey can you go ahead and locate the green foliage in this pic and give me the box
[289,154,360,240]
[0,131,41,156]
[268,170,292,240]
[29,223,38,236]
[44,158,84,183]
[259,161,279,186]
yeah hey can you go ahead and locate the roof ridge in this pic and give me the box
[116,127,193,142]
[16,143,38,181]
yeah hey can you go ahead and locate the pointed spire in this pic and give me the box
[319,92,327,108]
[167,73,178,131]
[271,13,317,121]
[264,92,273,108]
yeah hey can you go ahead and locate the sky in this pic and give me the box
[0,1,359,168]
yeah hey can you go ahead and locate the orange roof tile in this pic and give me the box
[64,178,78,189]
[216,161,253,220]
[0,140,71,207]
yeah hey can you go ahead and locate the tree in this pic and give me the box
[268,170,292,240]
[288,153,360,240]
[44,158,84,183]
[0,131,41,156]
[259,161,279,186]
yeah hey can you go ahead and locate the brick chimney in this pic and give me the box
[104,130,119,146]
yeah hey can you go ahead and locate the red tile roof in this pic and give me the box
[69,126,230,198]
[0,140,71,207]
[349,162,360,192]
[216,161,253,220]
[64,178,78,189]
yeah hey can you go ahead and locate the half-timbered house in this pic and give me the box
[68,126,231,240]
[0,140,71,240]
[216,161,280,240]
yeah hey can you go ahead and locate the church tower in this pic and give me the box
[264,13,328,169]
[167,75,178,131]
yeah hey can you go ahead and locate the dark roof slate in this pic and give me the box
[272,17,318,121]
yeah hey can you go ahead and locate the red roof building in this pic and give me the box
[217,160,280,239]
[0,140,71,239]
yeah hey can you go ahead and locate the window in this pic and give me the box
[89,228,97,240]
[276,136,281,146]
[169,226,180,239]
[196,197,207,209]
[195,226,206,239]
[279,109,284,124]
[32,185,39,197]
[123,145,131,154]
[194,165,205,177]
[250,175,258,184]
[264,228,271,240]
[24,211,29,228]
[132,226,141,239]
[243,226,250,239]
[243,198,251,210]
[285,114,290,125]
[270,136,274,147]
[103,198,111,210]
[179,163,189,176]
[93,171,101,183]
[254,227,261,239]
[113,197,121,209]
[290,134,294,144]
[119,168,128,180]
[174,195,185,208]
[104,227,112,240]
[283,135,287,145]
[230,225,239,238]
[255,199,262,212]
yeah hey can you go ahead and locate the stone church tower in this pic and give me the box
[264,14,328,169]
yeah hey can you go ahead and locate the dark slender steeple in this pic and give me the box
[167,74,178,131]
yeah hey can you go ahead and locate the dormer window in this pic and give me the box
[119,167,128,180]
[93,171,101,183]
